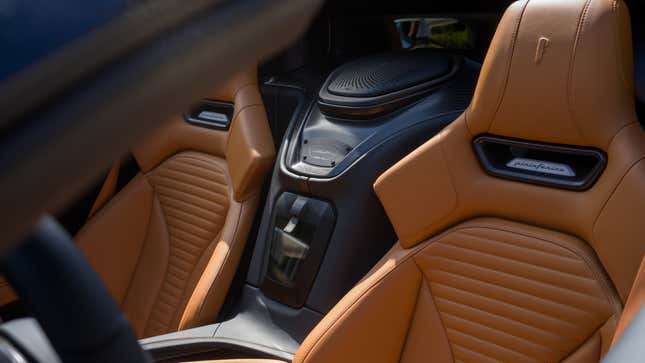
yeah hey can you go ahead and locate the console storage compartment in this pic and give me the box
[262,193,336,307]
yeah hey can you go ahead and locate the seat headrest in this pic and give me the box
[466,0,637,150]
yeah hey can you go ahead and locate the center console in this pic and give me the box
[141,49,480,362]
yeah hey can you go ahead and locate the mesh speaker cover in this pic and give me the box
[318,51,456,118]
[327,52,452,97]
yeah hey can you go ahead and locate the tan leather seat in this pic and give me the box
[197,1,645,362]
[68,69,274,338]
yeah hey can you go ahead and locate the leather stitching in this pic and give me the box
[394,264,424,362]
[566,0,594,147]
[230,103,264,125]
[487,0,530,133]
[76,173,145,233]
[591,155,645,274]
[231,82,259,103]
[297,224,511,362]
[613,0,631,91]
[436,131,460,224]
[143,152,230,336]
[166,154,229,331]
[463,107,475,140]
[191,201,244,328]
[424,222,619,361]
[298,220,620,362]
[295,242,430,362]
[177,229,223,330]
[141,194,171,336]
[591,157,645,230]
[420,266,456,360]
[606,121,640,150]
[559,325,601,361]
[458,222,622,314]
[118,176,156,309]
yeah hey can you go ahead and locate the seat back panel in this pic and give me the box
[373,0,644,301]
[375,118,645,302]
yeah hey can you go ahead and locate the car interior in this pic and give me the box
[0,0,644,362]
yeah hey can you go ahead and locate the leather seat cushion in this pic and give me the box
[76,151,255,338]
[140,151,231,337]
[294,218,622,363]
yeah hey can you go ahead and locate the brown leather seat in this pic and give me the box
[290,0,644,361]
[198,0,645,362]
[65,68,273,338]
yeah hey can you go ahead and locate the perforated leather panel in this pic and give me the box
[144,152,230,336]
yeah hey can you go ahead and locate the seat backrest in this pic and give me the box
[74,68,275,338]
[293,1,645,362]
[375,0,644,303]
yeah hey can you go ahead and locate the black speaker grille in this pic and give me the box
[326,52,452,98]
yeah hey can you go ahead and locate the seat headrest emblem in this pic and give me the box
[535,36,550,64]
[506,157,576,177]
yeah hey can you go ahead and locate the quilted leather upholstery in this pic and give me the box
[144,152,230,336]
[293,219,621,363]
[71,68,275,338]
[415,224,619,362]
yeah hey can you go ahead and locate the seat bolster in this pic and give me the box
[375,116,645,303]
[293,243,426,363]
[138,152,232,337]
[120,195,171,337]
[76,174,155,305]
[176,193,260,330]
[225,87,275,202]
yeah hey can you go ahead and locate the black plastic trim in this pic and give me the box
[248,59,480,314]
[473,135,607,191]
[144,336,291,362]
[286,57,480,179]
[183,100,234,130]
[141,285,323,362]
[261,193,336,308]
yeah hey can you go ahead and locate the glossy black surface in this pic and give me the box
[473,135,607,191]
